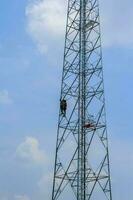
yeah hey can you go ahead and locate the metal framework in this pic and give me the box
[52,0,112,200]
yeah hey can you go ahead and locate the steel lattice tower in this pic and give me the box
[52,0,112,200]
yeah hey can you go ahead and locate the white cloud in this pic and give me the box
[14,195,30,200]
[109,135,133,200]
[15,137,46,165]
[25,0,133,52]
[25,0,66,54]
[37,172,53,200]
[0,90,12,105]
[100,0,133,47]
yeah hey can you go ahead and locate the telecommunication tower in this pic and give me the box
[51,0,112,199]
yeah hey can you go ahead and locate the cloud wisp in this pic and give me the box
[0,90,13,105]
[25,0,66,54]
[14,195,31,200]
[15,137,46,165]
[100,0,133,47]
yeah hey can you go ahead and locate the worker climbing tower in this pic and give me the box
[52,0,112,200]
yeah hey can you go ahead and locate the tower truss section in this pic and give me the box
[51,0,112,200]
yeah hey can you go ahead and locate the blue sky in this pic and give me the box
[0,0,133,200]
